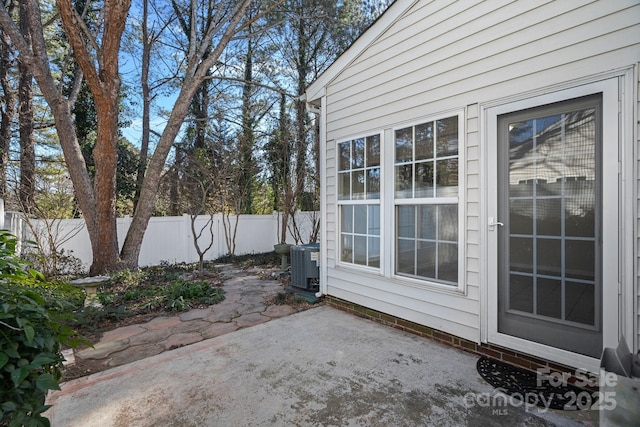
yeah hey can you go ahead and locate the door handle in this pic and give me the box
[488,217,504,228]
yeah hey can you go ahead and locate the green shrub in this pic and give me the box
[108,268,146,288]
[0,231,79,426]
[73,305,126,336]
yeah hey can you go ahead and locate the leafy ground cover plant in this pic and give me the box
[71,254,280,341]
[73,261,228,340]
[0,232,82,427]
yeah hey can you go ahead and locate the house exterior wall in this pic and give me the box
[311,0,640,359]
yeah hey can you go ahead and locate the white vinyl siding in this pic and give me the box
[466,104,481,294]
[324,0,638,138]
[312,0,639,347]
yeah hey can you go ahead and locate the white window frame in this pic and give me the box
[389,111,466,292]
[336,132,383,272]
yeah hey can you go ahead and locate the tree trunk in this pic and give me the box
[134,0,151,210]
[90,94,121,273]
[18,0,35,214]
[0,4,16,199]
[121,89,196,268]
[238,33,254,214]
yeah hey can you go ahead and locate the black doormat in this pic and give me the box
[476,357,597,411]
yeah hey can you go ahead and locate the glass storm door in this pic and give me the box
[497,95,602,358]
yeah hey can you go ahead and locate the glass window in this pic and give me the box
[395,117,459,200]
[338,134,381,269]
[394,115,460,285]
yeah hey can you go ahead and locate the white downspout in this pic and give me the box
[305,93,328,297]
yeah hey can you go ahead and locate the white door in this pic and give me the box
[487,80,620,367]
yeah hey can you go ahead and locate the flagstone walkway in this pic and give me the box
[64,265,311,377]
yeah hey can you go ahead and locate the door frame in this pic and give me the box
[483,77,624,371]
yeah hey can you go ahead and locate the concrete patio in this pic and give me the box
[46,305,596,426]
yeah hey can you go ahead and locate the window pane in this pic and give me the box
[438,205,458,241]
[368,205,380,236]
[417,205,436,240]
[537,198,561,236]
[509,120,533,160]
[510,179,533,198]
[368,237,380,268]
[415,122,434,160]
[565,281,595,325]
[352,170,365,200]
[397,239,415,275]
[437,242,458,282]
[566,199,595,237]
[338,172,350,200]
[565,240,594,281]
[353,138,365,168]
[338,141,351,171]
[395,127,413,163]
[354,205,367,234]
[416,240,436,278]
[537,278,561,319]
[341,205,353,233]
[435,158,458,197]
[366,168,380,200]
[395,164,413,198]
[341,234,353,263]
[397,205,415,238]
[509,274,533,313]
[436,116,458,157]
[366,135,380,167]
[510,237,532,273]
[415,162,434,198]
[391,115,461,285]
[354,235,367,265]
[537,238,561,277]
[510,199,533,235]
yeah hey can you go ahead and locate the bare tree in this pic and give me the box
[0,0,258,273]
[0,0,128,273]
[119,0,259,268]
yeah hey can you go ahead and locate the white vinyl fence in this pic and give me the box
[3,210,319,270]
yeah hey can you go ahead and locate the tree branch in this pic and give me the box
[205,75,296,98]
[0,319,22,331]
[56,0,102,94]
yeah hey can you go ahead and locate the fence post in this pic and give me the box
[183,214,191,263]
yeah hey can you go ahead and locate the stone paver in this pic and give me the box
[263,304,296,318]
[109,344,164,366]
[161,332,203,350]
[178,308,214,321]
[101,324,146,342]
[234,312,270,328]
[128,329,172,346]
[204,303,243,322]
[145,316,182,330]
[67,265,316,374]
[170,319,212,334]
[239,302,267,315]
[77,340,129,360]
[238,295,265,304]
[200,322,240,339]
